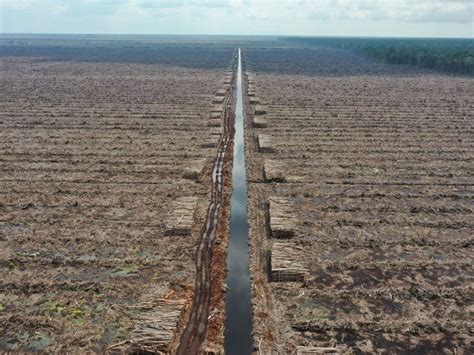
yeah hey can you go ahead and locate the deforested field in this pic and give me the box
[243,47,473,353]
[0,38,234,352]
[1,35,473,354]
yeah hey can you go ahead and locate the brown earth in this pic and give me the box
[243,48,474,354]
[2,40,473,354]
[0,55,231,352]
[202,141,234,354]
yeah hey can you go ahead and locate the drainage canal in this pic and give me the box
[224,48,253,354]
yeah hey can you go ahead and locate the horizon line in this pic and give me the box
[1,32,473,40]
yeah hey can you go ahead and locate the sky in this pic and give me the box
[1,0,473,38]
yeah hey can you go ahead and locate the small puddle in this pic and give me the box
[224,48,253,354]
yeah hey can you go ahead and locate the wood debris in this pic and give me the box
[247,73,255,85]
[254,105,267,115]
[224,74,232,85]
[183,159,207,180]
[257,134,274,153]
[297,346,340,354]
[247,84,256,97]
[269,197,297,238]
[270,242,308,282]
[215,88,227,97]
[200,138,218,149]
[253,116,267,128]
[207,118,221,127]
[264,159,287,182]
[212,95,225,104]
[250,97,260,105]
[164,197,198,236]
[132,295,187,353]
[210,127,222,136]
[211,104,224,113]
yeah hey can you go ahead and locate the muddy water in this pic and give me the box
[224,48,253,354]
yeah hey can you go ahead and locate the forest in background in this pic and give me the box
[284,37,474,76]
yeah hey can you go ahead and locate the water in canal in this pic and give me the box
[224,48,253,354]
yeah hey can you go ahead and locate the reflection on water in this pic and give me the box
[224,48,253,355]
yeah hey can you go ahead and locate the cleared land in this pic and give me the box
[244,47,474,353]
[0,43,234,352]
[1,36,473,354]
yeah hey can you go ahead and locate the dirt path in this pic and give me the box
[176,60,237,355]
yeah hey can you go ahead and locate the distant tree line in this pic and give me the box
[283,37,474,76]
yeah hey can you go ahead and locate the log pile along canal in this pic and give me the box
[177,52,238,354]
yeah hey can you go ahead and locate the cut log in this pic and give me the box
[254,105,267,115]
[271,242,308,282]
[215,88,227,97]
[207,118,221,127]
[132,292,187,352]
[224,76,232,85]
[269,197,296,238]
[164,197,197,236]
[211,104,224,113]
[296,346,340,354]
[253,116,267,128]
[264,159,287,182]
[210,127,222,136]
[183,159,206,180]
[200,138,217,149]
[212,96,224,104]
[257,134,274,153]
[247,74,255,84]
[249,97,260,105]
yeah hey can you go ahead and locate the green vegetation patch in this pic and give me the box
[283,37,474,75]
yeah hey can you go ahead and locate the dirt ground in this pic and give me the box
[243,48,473,354]
[0,49,231,351]
[1,38,473,354]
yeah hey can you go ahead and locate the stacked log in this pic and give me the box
[264,160,287,182]
[183,159,207,181]
[270,242,308,282]
[257,134,274,153]
[164,197,198,236]
[268,197,296,238]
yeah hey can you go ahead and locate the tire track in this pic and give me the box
[176,57,237,354]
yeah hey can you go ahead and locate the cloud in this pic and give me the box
[233,0,473,23]
[1,0,472,36]
[1,0,471,23]
[0,0,35,10]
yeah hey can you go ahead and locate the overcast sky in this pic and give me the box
[1,0,473,37]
